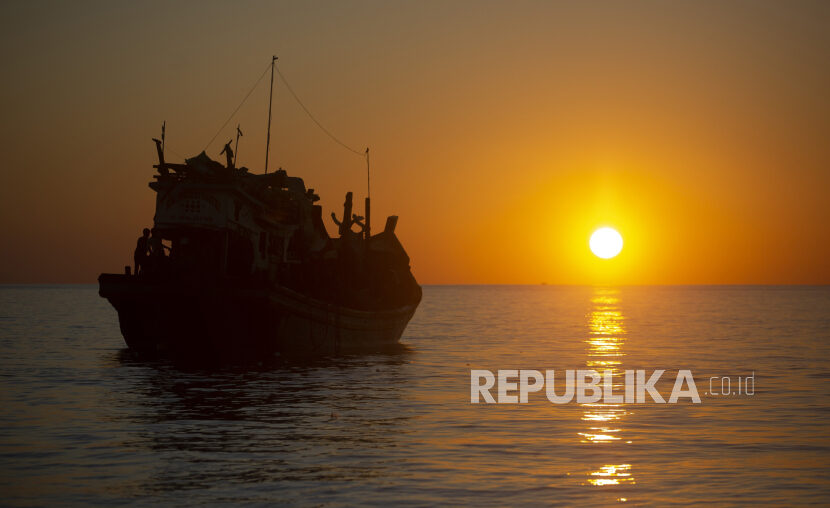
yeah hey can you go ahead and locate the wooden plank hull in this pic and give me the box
[98,274,419,358]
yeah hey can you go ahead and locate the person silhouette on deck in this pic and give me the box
[220,140,234,169]
[148,228,170,272]
[134,228,150,275]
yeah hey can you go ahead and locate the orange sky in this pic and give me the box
[1,1,828,284]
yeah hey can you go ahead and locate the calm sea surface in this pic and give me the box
[1,285,829,505]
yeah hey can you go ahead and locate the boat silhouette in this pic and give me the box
[99,59,421,358]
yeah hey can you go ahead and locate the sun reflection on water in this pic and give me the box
[588,464,635,486]
[581,288,636,488]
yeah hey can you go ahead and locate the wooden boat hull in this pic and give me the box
[98,274,419,358]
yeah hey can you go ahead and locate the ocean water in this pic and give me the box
[1,285,829,506]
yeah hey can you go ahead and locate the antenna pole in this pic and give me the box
[364,147,371,240]
[234,124,242,167]
[161,121,166,156]
[264,55,277,174]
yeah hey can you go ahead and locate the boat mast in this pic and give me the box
[234,124,242,167]
[264,55,277,174]
[365,147,371,239]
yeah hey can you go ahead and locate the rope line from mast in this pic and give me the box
[275,64,366,157]
[203,62,272,152]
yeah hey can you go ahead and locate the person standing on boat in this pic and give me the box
[148,228,170,273]
[134,228,150,276]
[220,140,234,170]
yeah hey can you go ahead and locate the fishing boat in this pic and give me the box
[98,58,421,357]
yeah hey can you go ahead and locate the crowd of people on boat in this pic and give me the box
[133,228,169,275]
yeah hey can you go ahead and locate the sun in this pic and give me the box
[590,227,623,259]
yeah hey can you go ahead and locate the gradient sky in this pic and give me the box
[1,0,828,284]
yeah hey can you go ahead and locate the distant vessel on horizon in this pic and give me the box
[98,58,421,358]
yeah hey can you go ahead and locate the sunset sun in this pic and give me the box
[590,227,623,259]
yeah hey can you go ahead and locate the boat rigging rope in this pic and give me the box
[203,62,272,152]
[275,64,366,158]
[202,60,368,181]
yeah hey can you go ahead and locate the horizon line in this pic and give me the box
[1,282,828,288]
